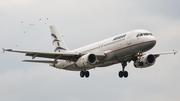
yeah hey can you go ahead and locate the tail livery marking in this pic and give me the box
[53,39,60,43]
[50,25,70,52]
[54,47,67,52]
[51,33,66,52]
[51,33,57,39]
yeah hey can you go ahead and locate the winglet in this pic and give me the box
[2,48,5,53]
[173,50,178,55]
[2,48,12,53]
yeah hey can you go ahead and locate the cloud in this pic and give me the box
[139,0,180,19]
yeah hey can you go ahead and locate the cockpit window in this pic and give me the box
[143,33,149,36]
[136,33,153,37]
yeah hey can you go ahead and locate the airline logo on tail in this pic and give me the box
[51,33,66,52]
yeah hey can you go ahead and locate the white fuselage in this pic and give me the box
[51,29,156,71]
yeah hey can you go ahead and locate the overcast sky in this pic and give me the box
[0,0,180,101]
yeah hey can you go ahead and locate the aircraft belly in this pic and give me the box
[63,64,81,71]
[55,62,94,71]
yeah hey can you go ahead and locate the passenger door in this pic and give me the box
[127,32,133,45]
[99,44,104,52]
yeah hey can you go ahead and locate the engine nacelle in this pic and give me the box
[76,53,97,68]
[134,54,156,68]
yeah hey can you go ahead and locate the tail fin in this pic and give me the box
[50,25,69,52]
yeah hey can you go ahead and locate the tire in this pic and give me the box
[119,71,123,78]
[123,71,128,78]
[80,71,85,78]
[138,62,143,66]
[85,71,90,78]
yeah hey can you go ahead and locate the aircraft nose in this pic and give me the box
[152,36,156,42]
[149,36,156,48]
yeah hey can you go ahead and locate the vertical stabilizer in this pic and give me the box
[50,25,69,52]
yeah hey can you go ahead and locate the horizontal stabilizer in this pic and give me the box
[23,60,57,63]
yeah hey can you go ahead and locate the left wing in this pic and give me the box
[2,48,105,62]
[143,50,178,58]
[121,50,178,63]
[23,60,57,63]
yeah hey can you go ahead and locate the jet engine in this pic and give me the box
[134,54,156,68]
[76,53,97,68]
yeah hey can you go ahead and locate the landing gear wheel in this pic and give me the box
[80,71,85,78]
[138,62,144,66]
[119,71,123,78]
[118,71,128,78]
[123,71,128,78]
[80,71,90,78]
[119,62,129,78]
[85,71,90,78]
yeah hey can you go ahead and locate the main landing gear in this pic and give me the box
[79,62,129,78]
[80,71,90,78]
[118,62,128,78]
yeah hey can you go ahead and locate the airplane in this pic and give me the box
[3,25,177,78]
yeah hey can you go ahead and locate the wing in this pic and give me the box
[143,50,178,58]
[2,48,105,62]
[120,50,178,63]
[22,60,57,63]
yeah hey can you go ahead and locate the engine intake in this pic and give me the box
[76,53,97,68]
[134,54,156,68]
